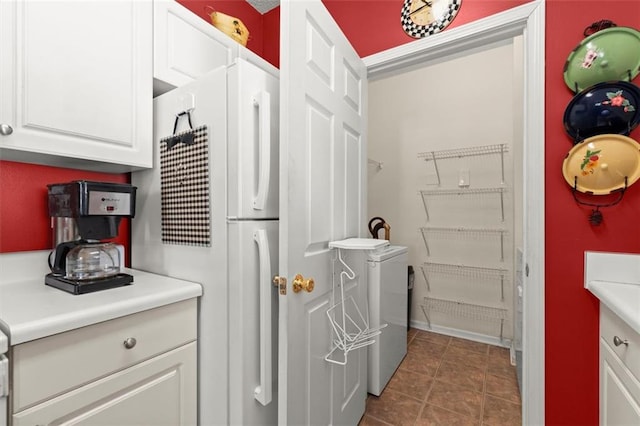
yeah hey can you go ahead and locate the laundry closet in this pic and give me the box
[367,37,524,359]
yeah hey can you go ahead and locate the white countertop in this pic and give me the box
[587,280,640,334]
[585,251,640,334]
[0,250,202,345]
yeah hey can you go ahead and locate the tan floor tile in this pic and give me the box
[364,333,522,426]
[365,388,423,426]
[482,395,522,426]
[442,345,489,369]
[413,330,452,347]
[387,368,433,401]
[485,373,521,404]
[408,327,418,340]
[416,404,479,426]
[409,338,448,358]
[426,379,483,420]
[487,346,516,379]
[398,349,441,377]
[435,360,485,393]
[488,344,510,359]
[359,414,393,426]
[448,337,490,355]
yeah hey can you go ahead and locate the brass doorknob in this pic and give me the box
[292,274,314,293]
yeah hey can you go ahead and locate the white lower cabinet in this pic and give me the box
[600,305,640,425]
[10,299,197,426]
[12,343,196,426]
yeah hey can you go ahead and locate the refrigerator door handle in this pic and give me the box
[252,91,271,211]
[253,229,273,406]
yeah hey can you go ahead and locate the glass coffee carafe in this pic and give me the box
[65,243,121,280]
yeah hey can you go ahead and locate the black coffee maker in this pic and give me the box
[46,181,137,294]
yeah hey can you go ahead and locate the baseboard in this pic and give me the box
[409,318,513,349]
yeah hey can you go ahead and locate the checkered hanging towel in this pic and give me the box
[159,124,211,246]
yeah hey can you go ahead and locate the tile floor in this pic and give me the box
[359,328,521,426]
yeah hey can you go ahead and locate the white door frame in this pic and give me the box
[362,1,545,425]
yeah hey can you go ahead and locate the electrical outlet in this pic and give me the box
[458,169,470,187]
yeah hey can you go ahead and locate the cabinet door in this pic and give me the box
[601,340,640,425]
[13,342,197,426]
[153,0,237,96]
[0,0,152,173]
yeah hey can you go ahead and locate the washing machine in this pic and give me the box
[367,245,408,396]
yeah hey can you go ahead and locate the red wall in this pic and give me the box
[0,161,130,259]
[323,0,531,57]
[544,2,640,425]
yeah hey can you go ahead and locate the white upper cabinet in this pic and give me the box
[153,0,238,96]
[0,0,152,173]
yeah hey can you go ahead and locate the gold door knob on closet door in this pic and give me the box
[292,274,314,293]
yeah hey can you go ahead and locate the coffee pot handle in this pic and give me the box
[49,241,81,275]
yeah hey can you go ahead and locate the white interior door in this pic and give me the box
[278,0,368,424]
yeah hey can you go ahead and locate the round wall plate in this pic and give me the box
[562,134,640,194]
[564,81,640,143]
[401,0,462,39]
[563,27,640,93]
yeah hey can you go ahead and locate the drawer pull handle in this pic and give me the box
[123,337,137,349]
[0,124,13,135]
[613,336,628,347]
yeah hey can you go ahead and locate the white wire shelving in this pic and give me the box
[415,143,513,343]
[419,187,507,222]
[420,296,509,341]
[417,143,508,186]
[419,226,508,260]
[420,262,509,301]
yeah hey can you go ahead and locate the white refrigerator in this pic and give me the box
[131,58,279,426]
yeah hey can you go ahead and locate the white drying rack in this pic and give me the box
[325,239,389,366]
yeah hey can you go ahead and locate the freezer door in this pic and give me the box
[227,220,279,425]
[228,59,279,220]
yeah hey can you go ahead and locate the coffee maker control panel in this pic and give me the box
[48,180,137,242]
[88,190,134,216]
[49,180,136,218]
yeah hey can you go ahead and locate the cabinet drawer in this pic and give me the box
[13,342,197,426]
[601,305,640,381]
[12,298,197,412]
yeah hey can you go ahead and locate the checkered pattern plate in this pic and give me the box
[401,0,462,38]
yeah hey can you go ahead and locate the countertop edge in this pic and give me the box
[6,284,202,345]
[586,280,640,335]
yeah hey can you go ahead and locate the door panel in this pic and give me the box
[279,0,367,422]
[308,297,332,425]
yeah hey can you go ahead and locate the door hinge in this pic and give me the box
[273,276,287,295]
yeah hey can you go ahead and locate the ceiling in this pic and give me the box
[246,0,279,14]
